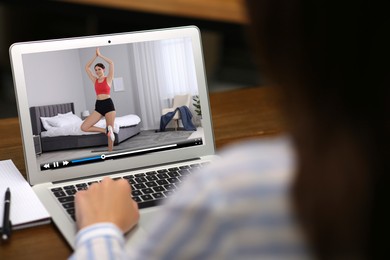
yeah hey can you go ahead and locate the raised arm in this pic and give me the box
[85,51,98,83]
[96,48,114,84]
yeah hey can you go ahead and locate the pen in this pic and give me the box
[2,187,11,241]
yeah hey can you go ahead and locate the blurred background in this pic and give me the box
[0,0,262,118]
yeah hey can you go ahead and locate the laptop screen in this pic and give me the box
[10,27,215,185]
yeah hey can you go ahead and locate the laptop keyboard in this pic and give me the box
[50,162,209,221]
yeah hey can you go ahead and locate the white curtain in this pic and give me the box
[131,38,199,130]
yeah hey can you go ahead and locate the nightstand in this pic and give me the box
[33,135,42,155]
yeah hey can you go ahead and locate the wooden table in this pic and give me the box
[62,0,249,24]
[0,86,284,259]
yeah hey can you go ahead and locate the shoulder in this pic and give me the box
[197,136,295,189]
[170,136,296,208]
[104,76,113,85]
[217,135,295,172]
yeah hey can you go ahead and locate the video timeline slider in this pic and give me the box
[40,138,203,171]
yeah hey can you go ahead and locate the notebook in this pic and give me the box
[9,26,217,249]
[0,160,50,230]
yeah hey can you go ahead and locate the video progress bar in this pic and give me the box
[40,143,180,171]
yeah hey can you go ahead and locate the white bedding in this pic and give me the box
[41,114,141,138]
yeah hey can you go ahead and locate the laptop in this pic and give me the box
[9,26,217,249]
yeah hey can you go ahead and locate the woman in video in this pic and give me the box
[81,48,116,152]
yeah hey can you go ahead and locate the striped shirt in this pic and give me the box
[70,136,310,260]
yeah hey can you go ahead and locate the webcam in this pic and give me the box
[108,40,111,44]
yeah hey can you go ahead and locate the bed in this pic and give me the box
[30,103,141,153]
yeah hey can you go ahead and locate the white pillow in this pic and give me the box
[63,113,82,124]
[58,111,73,117]
[40,113,82,129]
[40,116,57,130]
[53,113,82,127]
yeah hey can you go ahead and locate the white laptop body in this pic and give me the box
[9,26,217,249]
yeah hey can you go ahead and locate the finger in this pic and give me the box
[132,200,139,210]
[75,189,87,201]
[88,181,100,190]
[74,191,88,229]
[101,176,113,183]
[117,178,131,191]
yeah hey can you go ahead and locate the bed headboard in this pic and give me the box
[30,103,75,135]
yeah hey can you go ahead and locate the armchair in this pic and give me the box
[162,94,191,130]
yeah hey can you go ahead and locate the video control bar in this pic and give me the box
[40,138,203,171]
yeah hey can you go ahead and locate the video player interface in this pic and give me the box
[22,37,204,172]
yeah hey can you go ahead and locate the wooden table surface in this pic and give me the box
[62,0,249,24]
[0,86,284,259]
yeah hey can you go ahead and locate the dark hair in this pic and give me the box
[245,0,388,259]
[94,63,105,70]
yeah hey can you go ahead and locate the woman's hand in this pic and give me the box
[75,177,140,233]
[96,47,101,57]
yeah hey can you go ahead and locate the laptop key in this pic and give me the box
[141,188,154,194]
[66,189,77,196]
[51,187,63,192]
[146,175,158,181]
[134,183,146,190]
[62,202,74,209]
[127,179,136,185]
[53,191,67,197]
[140,194,153,201]
[58,196,74,203]
[164,184,176,190]
[168,171,180,177]
[157,173,169,179]
[145,181,158,188]
[153,186,165,192]
[132,190,143,196]
[66,208,75,215]
[167,177,179,184]
[156,179,169,185]
[63,185,75,190]
[135,177,147,183]
[152,192,164,199]
[132,196,142,203]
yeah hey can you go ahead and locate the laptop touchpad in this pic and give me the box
[124,206,161,250]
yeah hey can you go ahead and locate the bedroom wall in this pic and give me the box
[22,50,87,116]
[78,45,138,117]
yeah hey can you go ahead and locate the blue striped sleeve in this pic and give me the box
[69,223,127,260]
